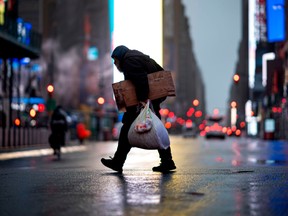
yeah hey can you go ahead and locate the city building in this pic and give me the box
[228,0,288,140]
[0,0,42,147]
[163,0,206,128]
[1,0,207,144]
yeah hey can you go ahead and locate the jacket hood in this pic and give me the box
[111,45,129,61]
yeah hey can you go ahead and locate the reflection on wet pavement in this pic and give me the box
[203,138,288,167]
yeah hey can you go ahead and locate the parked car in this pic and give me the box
[182,120,197,138]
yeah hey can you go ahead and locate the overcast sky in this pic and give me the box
[182,0,242,115]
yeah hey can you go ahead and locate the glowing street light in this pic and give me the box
[233,74,240,84]
[97,97,105,105]
[47,84,54,93]
[192,99,199,106]
[231,101,237,108]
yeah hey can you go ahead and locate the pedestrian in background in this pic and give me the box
[101,45,176,173]
[76,122,91,144]
[49,105,68,159]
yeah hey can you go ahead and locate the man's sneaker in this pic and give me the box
[152,160,176,172]
[101,157,123,173]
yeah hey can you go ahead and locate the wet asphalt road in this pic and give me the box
[0,136,288,216]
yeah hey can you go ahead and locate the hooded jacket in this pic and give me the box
[112,46,163,102]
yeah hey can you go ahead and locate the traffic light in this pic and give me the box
[47,84,54,98]
[29,108,37,127]
[29,108,36,118]
[38,103,45,112]
[233,74,240,84]
[46,85,56,112]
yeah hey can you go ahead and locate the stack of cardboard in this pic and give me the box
[112,71,176,112]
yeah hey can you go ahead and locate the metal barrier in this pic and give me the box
[0,127,50,149]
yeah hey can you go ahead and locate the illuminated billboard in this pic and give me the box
[248,0,257,89]
[266,0,285,42]
[112,0,163,83]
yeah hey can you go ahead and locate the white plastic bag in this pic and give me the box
[134,102,153,133]
[128,101,170,150]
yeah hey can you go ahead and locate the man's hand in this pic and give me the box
[139,100,148,106]
[137,100,148,113]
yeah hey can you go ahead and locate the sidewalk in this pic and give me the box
[0,139,87,161]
